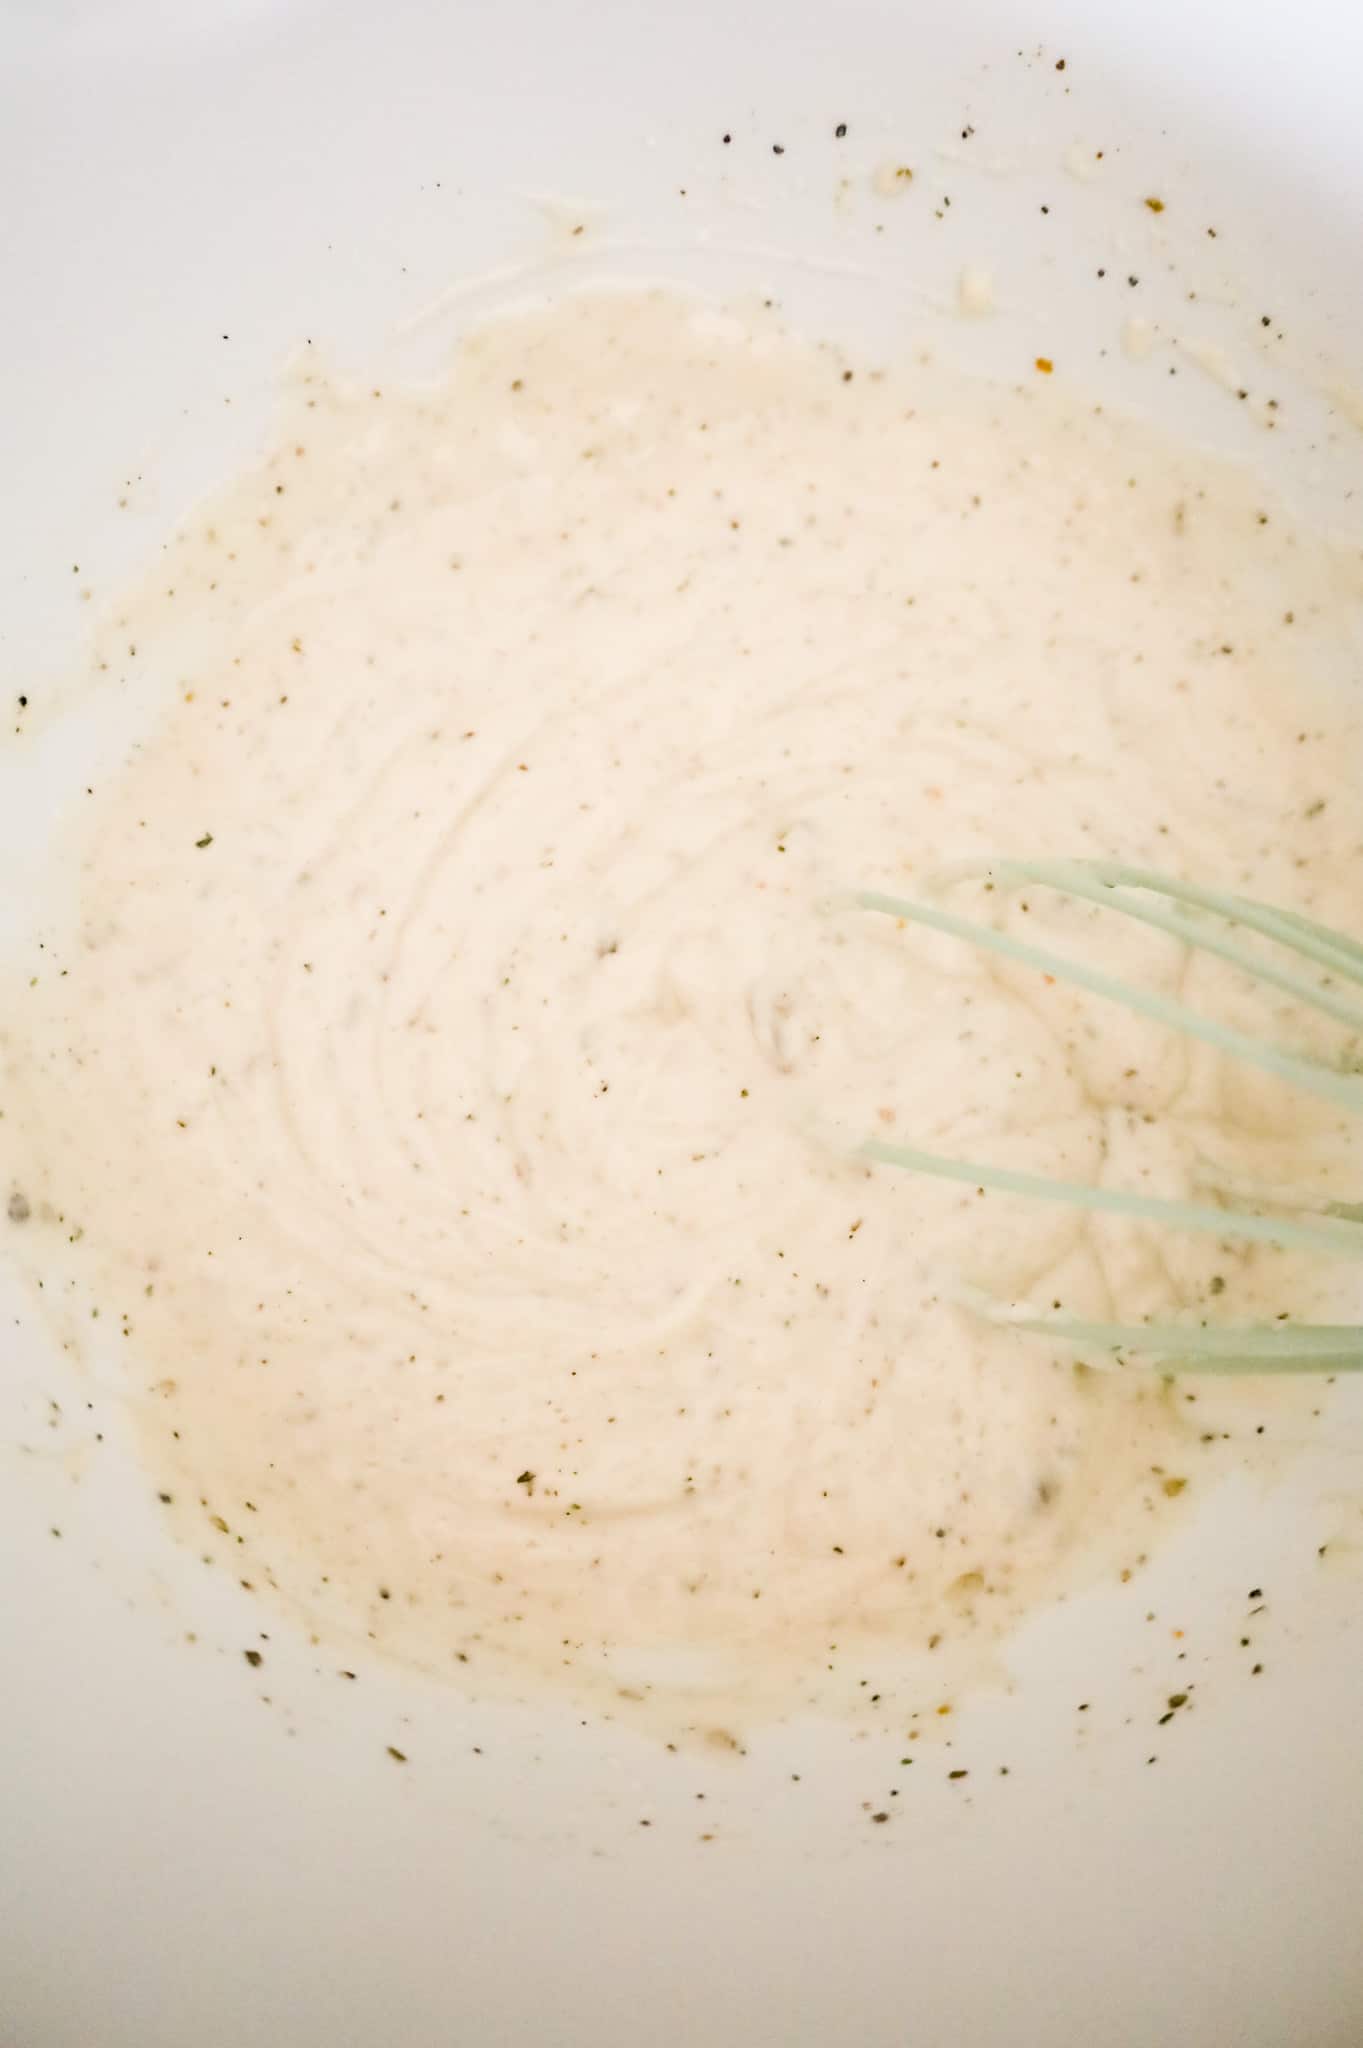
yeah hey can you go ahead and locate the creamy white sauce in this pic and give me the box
[1062,142,1104,182]
[4,291,1361,1731]
[956,266,995,317]
[1122,317,1158,362]
[870,160,916,197]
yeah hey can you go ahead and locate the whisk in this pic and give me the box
[854,859,1363,1374]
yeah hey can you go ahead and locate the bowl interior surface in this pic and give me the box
[2,5,1362,2045]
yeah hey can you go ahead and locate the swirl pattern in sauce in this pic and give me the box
[4,293,1361,1727]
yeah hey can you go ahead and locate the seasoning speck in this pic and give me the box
[7,1191,31,1224]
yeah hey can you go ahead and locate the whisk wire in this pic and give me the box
[856,886,1363,1113]
[854,859,1363,1374]
[932,858,1363,1037]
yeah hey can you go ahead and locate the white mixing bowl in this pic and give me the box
[2,4,1361,2043]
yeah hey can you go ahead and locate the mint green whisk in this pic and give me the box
[855,859,1363,1373]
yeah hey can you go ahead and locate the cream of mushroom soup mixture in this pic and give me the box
[3,292,1361,1730]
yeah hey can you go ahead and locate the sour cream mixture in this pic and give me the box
[4,292,1361,1725]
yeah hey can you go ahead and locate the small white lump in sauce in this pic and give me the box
[4,291,1362,1729]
